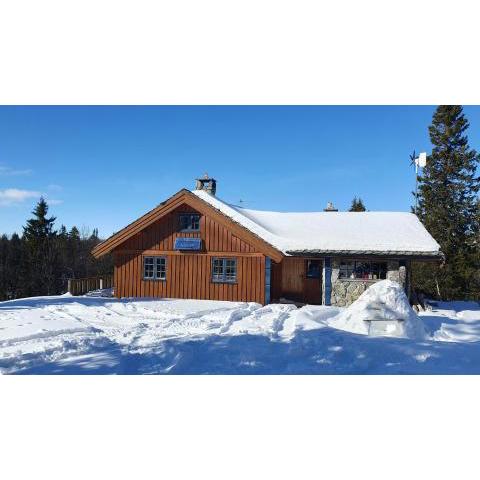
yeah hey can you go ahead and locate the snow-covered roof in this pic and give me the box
[192,189,442,257]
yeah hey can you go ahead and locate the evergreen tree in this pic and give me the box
[0,234,8,299]
[7,233,27,299]
[0,199,112,300]
[23,198,59,296]
[55,225,70,292]
[349,197,366,212]
[67,226,82,278]
[471,198,480,299]
[413,105,480,300]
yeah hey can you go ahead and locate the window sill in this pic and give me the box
[337,278,384,283]
[211,280,238,285]
[143,278,167,282]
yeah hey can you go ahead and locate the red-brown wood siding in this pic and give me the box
[279,257,305,303]
[272,257,324,304]
[120,204,258,253]
[114,252,265,304]
[113,204,266,304]
[270,261,283,302]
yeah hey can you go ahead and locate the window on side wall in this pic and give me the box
[143,256,167,281]
[212,258,237,283]
[338,260,387,280]
[306,260,321,279]
[179,214,200,232]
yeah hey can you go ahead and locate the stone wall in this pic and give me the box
[328,259,401,307]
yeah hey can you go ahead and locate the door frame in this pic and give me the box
[303,259,323,305]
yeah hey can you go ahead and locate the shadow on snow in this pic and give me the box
[15,327,480,375]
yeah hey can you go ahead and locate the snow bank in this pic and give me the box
[327,280,426,339]
[1,293,480,373]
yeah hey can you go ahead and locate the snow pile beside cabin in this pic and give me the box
[327,280,426,339]
[192,189,441,255]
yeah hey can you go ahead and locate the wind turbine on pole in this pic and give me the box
[410,151,427,215]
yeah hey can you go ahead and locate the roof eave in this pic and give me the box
[285,249,444,261]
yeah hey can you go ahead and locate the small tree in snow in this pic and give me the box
[349,197,366,212]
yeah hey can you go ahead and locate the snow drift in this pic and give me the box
[2,291,480,373]
[327,280,426,339]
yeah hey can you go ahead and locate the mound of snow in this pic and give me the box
[327,280,426,339]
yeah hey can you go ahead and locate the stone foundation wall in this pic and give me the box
[329,259,401,307]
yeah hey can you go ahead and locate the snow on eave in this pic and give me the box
[286,249,444,259]
[190,189,284,254]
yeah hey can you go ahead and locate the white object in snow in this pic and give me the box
[192,189,441,256]
[327,280,426,339]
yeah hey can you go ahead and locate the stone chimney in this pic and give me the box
[195,173,217,196]
[324,202,338,212]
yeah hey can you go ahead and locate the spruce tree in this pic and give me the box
[0,234,8,300]
[414,105,480,300]
[7,233,26,299]
[56,225,70,292]
[1,198,112,300]
[67,226,82,278]
[23,198,59,296]
[349,197,366,212]
[472,198,480,299]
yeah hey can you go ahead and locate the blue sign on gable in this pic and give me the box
[174,237,202,251]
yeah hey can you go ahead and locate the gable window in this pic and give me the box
[143,256,167,281]
[339,261,387,280]
[179,214,200,232]
[212,258,237,283]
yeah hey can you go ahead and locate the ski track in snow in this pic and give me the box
[0,294,479,374]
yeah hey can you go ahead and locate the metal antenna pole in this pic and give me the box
[410,151,427,216]
[409,150,418,215]
[415,162,419,215]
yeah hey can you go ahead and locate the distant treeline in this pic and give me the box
[0,198,112,301]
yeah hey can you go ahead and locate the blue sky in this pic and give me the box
[1,106,479,238]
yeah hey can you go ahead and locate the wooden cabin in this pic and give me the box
[92,177,442,306]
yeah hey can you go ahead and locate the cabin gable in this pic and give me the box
[93,189,282,262]
[115,203,259,254]
[111,199,268,303]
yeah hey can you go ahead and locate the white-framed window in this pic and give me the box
[143,256,167,281]
[212,258,237,283]
[179,213,200,232]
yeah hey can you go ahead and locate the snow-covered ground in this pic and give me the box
[1,292,479,374]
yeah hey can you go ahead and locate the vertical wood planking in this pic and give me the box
[113,202,269,304]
